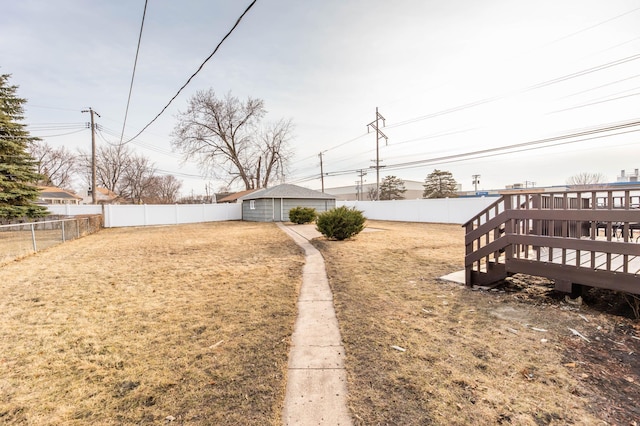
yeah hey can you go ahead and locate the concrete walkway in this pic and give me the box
[277,223,352,426]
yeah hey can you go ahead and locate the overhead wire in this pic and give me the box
[98,125,175,156]
[549,91,640,114]
[559,73,640,99]
[119,0,148,145]
[287,119,640,185]
[381,119,640,170]
[288,63,640,183]
[383,53,640,131]
[123,0,258,145]
[524,53,640,92]
[31,128,88,138]
[375,5,640,131]
[28,122,87,129]
[385,128,640,173]
[156,168,206,179]
[584,85,640,102]
[26,105,82,112]
[540,5,640,48]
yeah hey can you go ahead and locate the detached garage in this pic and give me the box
[240,184,336,222]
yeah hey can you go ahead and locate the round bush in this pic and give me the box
[288,206,317,224]
[315,206,366,240]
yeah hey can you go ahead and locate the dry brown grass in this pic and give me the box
[2,219,638,425]
[0,222,304,425]
[312,220,639,425]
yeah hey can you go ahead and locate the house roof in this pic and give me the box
[38,186,82,200]
[95,187,118,199]
[217,189,257,203]
[239,184,336,200]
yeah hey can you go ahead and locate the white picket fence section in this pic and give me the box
[44,197,497,228]
[337,197,499,224]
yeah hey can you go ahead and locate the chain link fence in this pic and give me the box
[0,215,102,264]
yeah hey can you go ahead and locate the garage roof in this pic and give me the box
[239,184,336,200]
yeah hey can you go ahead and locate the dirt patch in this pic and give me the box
[312,220,639,426]
[495,275,640,424]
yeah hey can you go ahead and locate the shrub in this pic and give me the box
[315,206,366,240]
[288,206,317,224]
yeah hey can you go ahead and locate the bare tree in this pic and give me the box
[171,90,293,190]
[567,172,606,188]
[28,140,78,189]
[146,175,182,204]
[367,186,378,201]
[120,153,156,204]
[254,118,293,188]
[80,144,132,194]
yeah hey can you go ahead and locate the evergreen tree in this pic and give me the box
[379,175,407,200]
[423,169,458,198]
[0,73,48,220]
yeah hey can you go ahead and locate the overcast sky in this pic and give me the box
[2,0,639,196]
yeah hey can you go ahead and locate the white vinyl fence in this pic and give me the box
[337,197,499,224]
[46,204,103,216]
[102,203,242,227]
[43,197,496,228]
[45,203,242,228]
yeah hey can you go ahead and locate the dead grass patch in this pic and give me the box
[2,219,638,425]
[0,222,304,425]
[312,220,639,425]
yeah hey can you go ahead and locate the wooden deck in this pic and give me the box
[464,185,640,295]
[537,239,640,274]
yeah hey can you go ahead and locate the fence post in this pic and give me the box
[30,223,37,252]
[62,220,66,242]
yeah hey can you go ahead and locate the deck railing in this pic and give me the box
[464,185,640,295]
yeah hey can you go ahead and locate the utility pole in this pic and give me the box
[82,107,100,204]
[472,174,481,192]
[367,107,387,201]
[356,169,367,201]
[318,151,325,193]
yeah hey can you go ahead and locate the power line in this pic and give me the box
[559,73,640,99]
[541,5,640,48]
[524,53,640,92]
[380,119,640,171]
[384,53,640,131]
[549,91,640,114]
[124,0,258,144]
[28,122,87,130]
[156,168,206,179]
[26,105,82,112]
[387,128,640,173]
[119,0,148,145]
[286,119,640,185]
[97,125,175,156]
[32,128,88,138]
